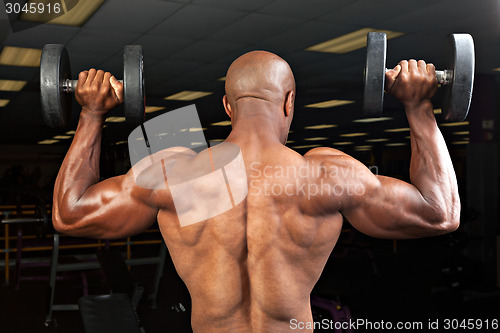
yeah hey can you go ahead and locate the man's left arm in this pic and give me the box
[52,69,158,239]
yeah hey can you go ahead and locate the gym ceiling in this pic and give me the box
[0,0,498,152]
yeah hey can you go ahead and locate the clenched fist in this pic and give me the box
[385,59,438,109]
[75,69,123,118]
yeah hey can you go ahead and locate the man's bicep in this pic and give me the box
[340,174,436,239]
[309,151,439,238]
[55,174,159,239]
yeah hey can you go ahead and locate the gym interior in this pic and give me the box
[1,0,500,332]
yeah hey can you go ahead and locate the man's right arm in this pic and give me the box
[52,70,160,239]
[313,59,460,239]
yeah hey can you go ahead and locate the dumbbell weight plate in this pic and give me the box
[363,32,387,117]
[40,44,72,128]
[441,34,475,122]
[123,45,145,126]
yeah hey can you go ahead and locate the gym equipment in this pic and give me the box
[45,233,166,326]
[96,248,144,309]
[363,32,475,122]
[79,294,142,333]
[40,44,145,128]
[1,207,49,286]
[1,208,48,226]
[311,294,353,333]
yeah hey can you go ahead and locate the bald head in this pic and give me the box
[225,51,295,107]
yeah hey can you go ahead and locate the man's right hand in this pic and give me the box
[385,59,438,109]
[75,69,124,119]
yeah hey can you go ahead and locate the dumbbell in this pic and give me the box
[40,44,145,128]
[363,32,475,121]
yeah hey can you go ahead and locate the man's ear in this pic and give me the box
[223,95,232,118]
[284,91,294,117]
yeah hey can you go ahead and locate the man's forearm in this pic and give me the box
[53,112,105,222]
[406,101,460,225]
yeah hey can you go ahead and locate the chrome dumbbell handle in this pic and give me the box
[385,68,452,85]
[62,79,124,93]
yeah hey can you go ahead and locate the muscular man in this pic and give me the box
[53,51,460,332]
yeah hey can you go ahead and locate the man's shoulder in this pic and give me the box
[304,146,349,158]
[302,146,365,172]
[129,147,196,189]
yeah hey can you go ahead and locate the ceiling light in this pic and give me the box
[304,137,328,141]
[0,46,41,67]
[191,142,205,146]
[53,135,72,139]
[353,117,393,123]
[0,80,27,91]
[333,141,354,145]
[145,106,165,113]
[286,140,295,144]
[340,132,368,137]
[386,143,407,147]
[366,138,389,142]
[0,99,10,107]
[292,144,321,149]
[304,124,337,130]
[493,68,500,71]
[355,145,372,151]
[305,100,354,108]
[38,139,59,145]
[114,141,127,145]
[189,127,207,132]
[440,121,469,127]
[385,127,410,133]
[433,108,442,114]
[211,120,231,126]
[106,116,126,123]
[452,141,469,145]
[306,28,404,54]
[217,77,226,81]
[453,131,469,135]
[165,91,213,101]
[20,0,106,27]
[65,130,76,135]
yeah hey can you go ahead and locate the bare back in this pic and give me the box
[155,142,344,332]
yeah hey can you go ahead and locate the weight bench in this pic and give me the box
[96,247,144,310]
[78,248,147,333]
[45,233,167,326]
[78,293,143,333]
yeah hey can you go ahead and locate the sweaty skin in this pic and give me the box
[53,53,460,332]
